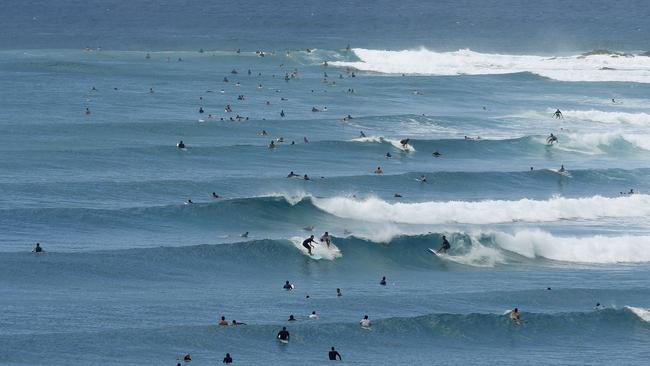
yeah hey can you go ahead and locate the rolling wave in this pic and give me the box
[311,194,650,225]
[331,48,650,83]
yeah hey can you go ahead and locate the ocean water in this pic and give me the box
[2,1,650,365]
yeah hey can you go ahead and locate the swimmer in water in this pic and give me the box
[336,288,342,297]
[302,235,317,255]
[380,276,387,286]
[309,311,318,320]
[269,141,276,149]
[374,166,383,174]
[303,174,310,181]
[218,316,229,326]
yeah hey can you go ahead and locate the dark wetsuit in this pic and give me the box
[277,330,290,341]
[440,238,451,253]
[329,350,342,361]
[302,237,316,251]
[223,355,233,363]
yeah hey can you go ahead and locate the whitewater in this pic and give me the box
[3,1,650,365]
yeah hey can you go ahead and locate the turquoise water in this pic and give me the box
[2,1,650,365]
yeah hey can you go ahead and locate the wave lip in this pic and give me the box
[311,194,650,225]
[331,48,650,83]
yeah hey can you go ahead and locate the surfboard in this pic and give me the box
[549,169,571,177]
[309,254,323,261]
[278,338,289,344]
[361,326,372,331]
[427,248,439,256]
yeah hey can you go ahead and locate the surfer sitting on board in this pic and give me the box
[438,235,451,254]
[360,315,371,328]
[510,308,522,325]
[32,242,43,253]
[303,235,317,255]
[277,327,290,342]
[328,347,342,361]
[283,281,294,290]
[320,232,332,248]
[559,164,566,173]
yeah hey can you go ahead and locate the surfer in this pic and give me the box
[400,138,410,149]
[280,110,285,117]
[380,276,387,286]
[304,137,309,143]
[287,171,299,178]
[437,235,451,254]
[269,141,276,149]
[374,166,383,174]
[303,174,310,181]
[288,314,297,321]
[283,280,294,290]
[223,353,233,364]
[360,315,371,328]
[241,232,249,238]
[336,288,342,297]
[176,140,185,149]
[553,109,563,119]
[85,107,91,115]
[32,242,43,253]
[328,347,342,361]
[309,311,318,319]
[559,164,566,173]
[394,193,402,198]
[212,192,220,199]
[320,232,332,248]
[186,199,194,204]
[218,316,228,326]
[547,133,558,144]
[231,320,246,326]
[419,175,427,183]
[302,235,317,255]
[199,107,204,114]
[510,308,522,325]
[183,354,192,361]
[360,131,366,138]
[277,327,290,342]
[432,150,441,157]
[386,152,392,158]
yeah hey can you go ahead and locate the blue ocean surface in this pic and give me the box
[2,1,650,365]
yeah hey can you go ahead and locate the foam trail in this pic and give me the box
[351,136,416,151]
[289,236,342,260]
[493,230,650,263]
[311,195,650,225]
[546,131,650,154]
[625,306,650,322]
[332,48,650,83]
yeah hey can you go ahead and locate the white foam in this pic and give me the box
[625,306,650,322]
[559,109,650,126]
[331,48,650,83]
[493,230,650,263]
[311,194,650,225]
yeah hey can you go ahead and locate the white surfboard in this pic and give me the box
[428,248,440,256]
[549,168,571,177]
[278,338,289,344]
